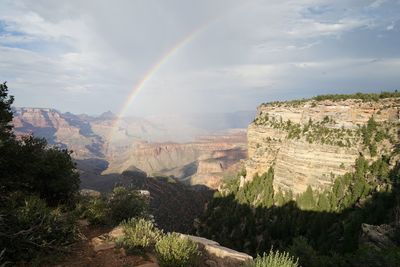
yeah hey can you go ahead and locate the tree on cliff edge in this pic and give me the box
[0,82,79,205]
[0,82,14,143]
[1,83,80,263]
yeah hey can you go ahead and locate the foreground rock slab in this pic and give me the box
[91,226,124,252]
[183,234,253,267]
[92,227,251,266]
[135,263,159,267]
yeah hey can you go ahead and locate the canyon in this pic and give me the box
[12,107,251,189]
[104,131,246,188]
[8,94,400,267]
[13,97,400,195]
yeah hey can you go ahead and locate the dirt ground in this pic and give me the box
[51,224,156,267]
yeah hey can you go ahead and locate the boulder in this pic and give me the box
[182,234,252,267]
[80,189,101,198]
[91,236,116,252]
[360,223,397,250]
[108,226,124,239]
[91,226,124,252]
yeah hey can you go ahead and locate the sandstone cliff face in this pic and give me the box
[245,98,400,194]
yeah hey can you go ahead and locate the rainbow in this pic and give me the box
[109,21,212,141]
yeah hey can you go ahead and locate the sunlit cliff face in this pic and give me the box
[246,98,400,194]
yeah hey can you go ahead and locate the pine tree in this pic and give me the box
[298,185,316,210]
[0,82,14,143]
[275,189,285,206]
[317,193,330,211]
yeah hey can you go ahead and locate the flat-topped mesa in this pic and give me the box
[245,96,400,195]
[258,98,400,129]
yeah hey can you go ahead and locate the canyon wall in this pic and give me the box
[12,108,248,189]
[245,98,400,194]
[105,131,247,188]
[13,108,104,158]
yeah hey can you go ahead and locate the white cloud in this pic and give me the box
[368,0,386,9]
[386,24,395,30]
[0,0,399,115]
[287,18,369,37]
[0,33,37,44]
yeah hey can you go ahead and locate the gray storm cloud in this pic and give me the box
[0,0,399,116]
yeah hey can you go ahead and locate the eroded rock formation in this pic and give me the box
[12,108,248,188]
[13,107,104,158]
[105,131,247,188]
[245,98,400,194]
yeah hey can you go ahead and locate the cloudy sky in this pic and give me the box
[0,0,399,116]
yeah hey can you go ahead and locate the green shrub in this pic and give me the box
[155,233,200,267]
[369,143,377,157]
[288,236,320,267]
[352,245,400,267]
[117,218,162,253]
[80,187,149,226]
[107,187,148,225]
[0,136,80,207]
[0,193,77,263]
[245,249,299,267]
[0,249,9,267]
[0,83,79,264]
[84,197,109,225]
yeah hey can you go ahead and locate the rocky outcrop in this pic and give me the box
[246,98,400,194]
[91,227,252,267]
[183,235,252,267]
[91,226,124,252]
[359,224,397,250]
[80,189,101,198]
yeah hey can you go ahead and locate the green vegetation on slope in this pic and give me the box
[245,249,299,267]
[79,186,149,226]
[0,83,80,264]
[198,152,400,266]
[155,232,200,267]
[254,113,398,158]
[117,218,163,254]
[312,91,400,102]
[263,90,400,107]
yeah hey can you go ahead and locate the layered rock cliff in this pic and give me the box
[105,130,247,188]
[12,108,248,189]
[13,108,104,158]
[245,97,400,194]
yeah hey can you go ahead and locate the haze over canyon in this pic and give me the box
[12,107,253,189]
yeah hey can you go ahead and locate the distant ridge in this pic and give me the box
[98,111,116,119]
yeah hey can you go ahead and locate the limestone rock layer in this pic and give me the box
[245,98,400,194]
